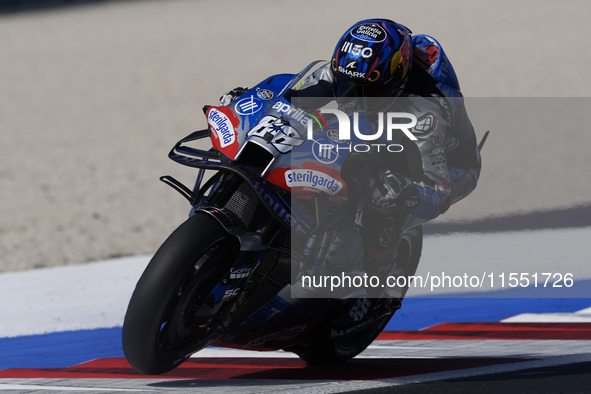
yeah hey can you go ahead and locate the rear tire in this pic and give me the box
[122,213,239,375]
[391,225,423,298]
[290,225,423,365]
[288,300,394,365]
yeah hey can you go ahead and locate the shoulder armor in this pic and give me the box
[412,34,461,96]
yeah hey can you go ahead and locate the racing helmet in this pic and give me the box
[331,19,412,98]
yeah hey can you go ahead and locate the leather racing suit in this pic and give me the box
[219,34,481,293]
[285,34,481,233]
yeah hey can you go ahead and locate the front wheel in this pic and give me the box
[122,213,239,375]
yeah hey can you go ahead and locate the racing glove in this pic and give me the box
[219,87,249,106]
[362,170,417,211]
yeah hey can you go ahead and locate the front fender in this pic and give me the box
[193,207,268,252]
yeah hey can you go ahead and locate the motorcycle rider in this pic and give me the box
[220,19,481,293]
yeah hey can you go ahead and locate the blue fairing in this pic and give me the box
[251,73,296,98]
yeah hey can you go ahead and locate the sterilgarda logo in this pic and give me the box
[208,108,235,148]
[285,169,344,196]
[306,109,418,155]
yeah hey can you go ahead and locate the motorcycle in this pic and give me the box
[122,61,424,375]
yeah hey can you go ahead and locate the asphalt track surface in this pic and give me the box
[2,223,591,393]
[1,0,591,392]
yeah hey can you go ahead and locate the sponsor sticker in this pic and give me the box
[341,41,374,58]
[207,108,236,147]
[414,113,439,134]
[271,101,310,127]
[235,96,263,115]
[312,139,339,164]
[338,65,365,79]
[285,169,344,195]
[351,23,386,43]
[327,129,348,143]
[230,267,252,280]
[257,89,274,100]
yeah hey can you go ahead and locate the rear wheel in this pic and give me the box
[390,225,423,298]
[122,213,239,375]
[287,300,394,365]
[289,225,423,365]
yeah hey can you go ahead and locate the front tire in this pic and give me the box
[122,213,239,375]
